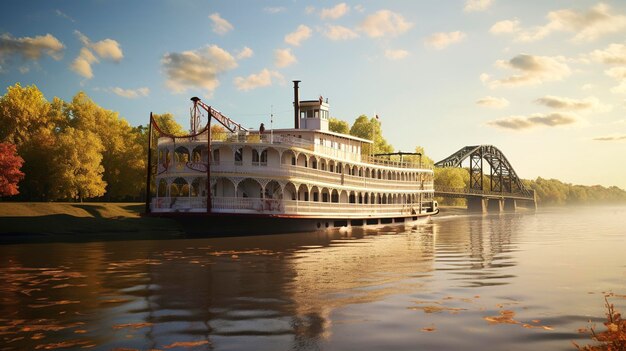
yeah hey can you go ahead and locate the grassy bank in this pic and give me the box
[0,202,183,244]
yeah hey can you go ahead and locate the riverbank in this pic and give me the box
[0,202,184,244]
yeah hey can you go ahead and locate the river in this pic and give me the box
[0,206,624,350]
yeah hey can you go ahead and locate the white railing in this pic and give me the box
[152,196,435,217]
[208,163,434,191]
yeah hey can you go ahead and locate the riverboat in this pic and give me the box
[145,81,438,235]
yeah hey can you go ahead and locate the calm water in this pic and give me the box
[1,207,625,351]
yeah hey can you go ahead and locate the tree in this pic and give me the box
[349,115,393,155]
[66,92,149,200]
[0,142,25,197]
[51,128,106,201]
[329,117,349,134]
[434,167,469,206]
[0,83,52,145]
[152,113,185,136]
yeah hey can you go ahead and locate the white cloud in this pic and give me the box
[305,6,316,15]
[321,25,358,41]
[464,0,493,12]
[274,48,297,68]
[236,46,254,59]
[424,31,466,50]
[487,112,579,130]
[90,39,123,62]
[234,69,284,91]
[162,45,238,95]
[354,5,365,13]
[490,19,520,34]
[384,49,409,60]
[534,95,609,111]
[589,43,626,65]
[476,96,509,108]
[359,10,413,38]
[605,67,626,94]
[483,54,571,88]
[263,7,286,14]
[285,25,312,46]
[494,3,626,43]
[110,87,150,98]
[0,33,64,66]
[209,13,234,35]
[70,31,123,79]
[70,47,98,79]
[320,3,349,20]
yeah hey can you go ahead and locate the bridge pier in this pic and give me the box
[487,199,503,213]
[467,197,487,213]
[504,198,516,212]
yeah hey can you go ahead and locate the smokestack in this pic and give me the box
[293,80,301,129]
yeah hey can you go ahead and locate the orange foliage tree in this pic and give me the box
[0,142,25,197]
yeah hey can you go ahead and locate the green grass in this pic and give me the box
[0,202,183,243]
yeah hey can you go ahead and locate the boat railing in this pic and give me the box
[156,162,435,190]
[361,155,433,170]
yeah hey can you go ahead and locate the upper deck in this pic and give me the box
[157,131,431,171]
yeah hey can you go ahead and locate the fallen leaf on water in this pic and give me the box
[112,323,153,330]
[409,305,467,314]
[421,325,437,332]
[28,300,80,309]
[484,310,517,325]
[163,340,211,349]
[35,339,92,350]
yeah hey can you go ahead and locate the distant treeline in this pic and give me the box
[434,167,626,205]
[524,177,626,205]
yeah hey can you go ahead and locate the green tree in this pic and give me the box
[434,167,469,206]
[0,142,25,197]
[349,115,393,155]
[51,128,106,201]
[329,117,349,134]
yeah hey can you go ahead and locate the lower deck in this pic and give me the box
[149,210,438,236]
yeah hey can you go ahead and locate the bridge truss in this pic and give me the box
[434,145,533,199]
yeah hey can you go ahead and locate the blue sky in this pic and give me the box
[1,0,625,189]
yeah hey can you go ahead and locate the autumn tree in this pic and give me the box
[66,92,147,200]
[329,117,349,134]
[349,115,394,155]
[51,128,106,201]
[0,83,52,145]
[0,142,25,197]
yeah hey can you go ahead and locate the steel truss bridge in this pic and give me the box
[434,145,536,212]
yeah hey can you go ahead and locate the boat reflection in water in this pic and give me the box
[1,224,439,350]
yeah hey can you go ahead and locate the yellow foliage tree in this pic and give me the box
[51,128,106,201]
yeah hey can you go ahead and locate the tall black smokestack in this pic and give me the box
[293,80,301,129]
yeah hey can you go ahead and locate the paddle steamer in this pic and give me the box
[146,81,438,234]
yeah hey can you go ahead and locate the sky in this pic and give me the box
[1,0,625,189]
